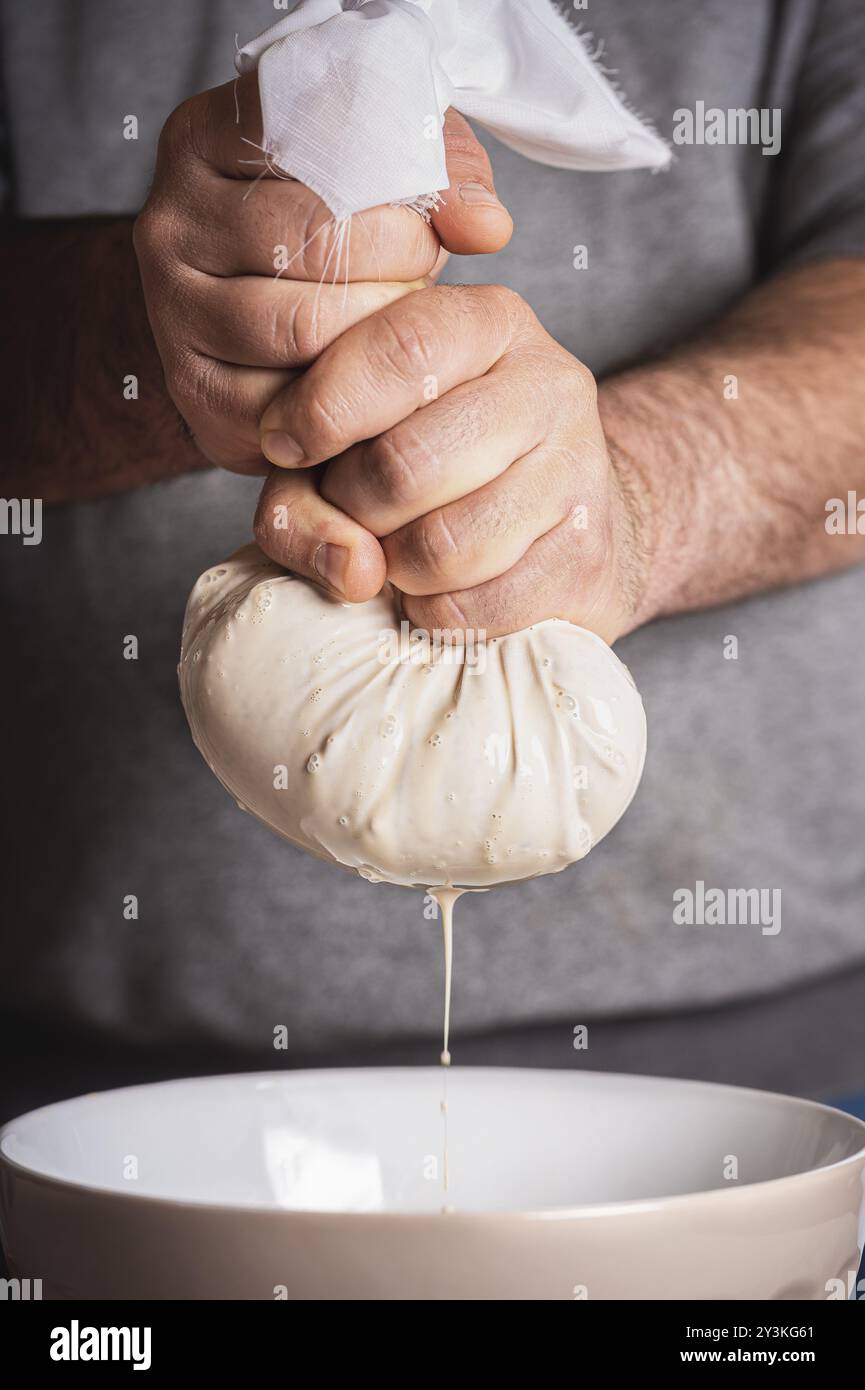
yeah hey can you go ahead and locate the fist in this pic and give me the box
[256,286,652,642]
[133,75,511,475]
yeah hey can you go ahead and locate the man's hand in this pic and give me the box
[255,285,652,641]
[133,74,512,477]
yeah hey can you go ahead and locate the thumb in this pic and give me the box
[429,109,513,256]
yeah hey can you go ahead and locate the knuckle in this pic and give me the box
[570,358,598,409]
[166,350,265,473]
[158,96,198,161]
[450,282,528,348]
[407,510,459,584]
[366,425,431,508]
[439,589,473,629]
[374,308,436,380]
[132,202,174,264]
[131,208,153,260]
[482,282,527,327]
[170,350,252,430]
[405,589,472,632]
[168,347,219,413]
[415,512,456,576]
[133,205,193,301]
[250,292,289,363]
[484,282,522,313]
[285,290,324,364]
[297,387,349,457]
[297,203,337,282]
[514,348,596,421]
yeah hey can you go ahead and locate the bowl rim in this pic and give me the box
[2,1066,864,1223]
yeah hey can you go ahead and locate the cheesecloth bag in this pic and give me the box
[180,548,647,890]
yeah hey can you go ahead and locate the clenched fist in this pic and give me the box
[134,73,512,475]
[256,285,652,642]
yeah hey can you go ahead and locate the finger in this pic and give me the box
[259,283,522,468]
[164,353,289,473]
[154,76,265,195]
[402,517,607,639]
[254,468,386,601]
[430,109,513,256]
[427,244,450,282]
[180,174,442,282]
[166,76,442,281]
[319,354,546,533]
[384,444,581,595]
[188,271,425,368]
[180,73,266,178]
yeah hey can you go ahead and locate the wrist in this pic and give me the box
[606,434,661,637]
[598,375,698,637]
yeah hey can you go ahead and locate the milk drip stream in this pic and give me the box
[432,888,462,1069]
[429,887,463,1206]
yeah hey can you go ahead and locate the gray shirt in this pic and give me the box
[1,0,864,1068]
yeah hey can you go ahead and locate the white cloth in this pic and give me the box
[236,0,670,221]
[180,546,647,891]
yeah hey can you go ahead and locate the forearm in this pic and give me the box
[599,258,865,632]
[2,218,206,503]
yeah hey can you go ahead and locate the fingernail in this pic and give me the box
[459,181,503,207]
[261,431,306,468]
[314,543,348,595]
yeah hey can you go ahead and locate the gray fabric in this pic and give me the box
[1,1,864,1080]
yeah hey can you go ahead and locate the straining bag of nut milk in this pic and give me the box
[179,546,646,890]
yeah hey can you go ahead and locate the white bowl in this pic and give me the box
[1,1068,863,1300]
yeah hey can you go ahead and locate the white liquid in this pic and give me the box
[440,1068,450,1204]
[431,887,462,1068]
[430,887,463,1208]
